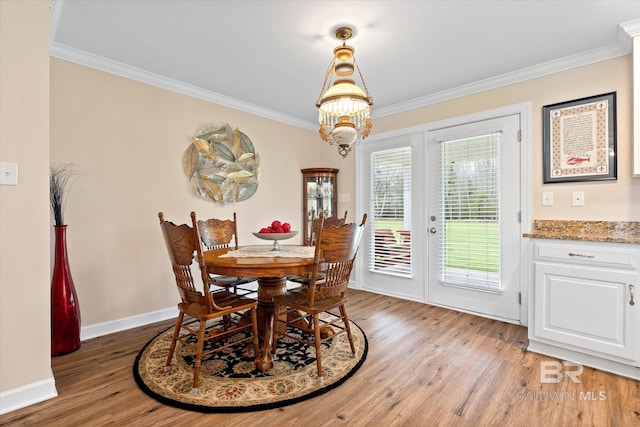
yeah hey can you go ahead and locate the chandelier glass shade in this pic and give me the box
[316,27,373,158]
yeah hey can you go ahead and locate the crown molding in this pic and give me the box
[620,17,640,38]
[49,42,317,131]
[49,0,62,43]
[374,42,630,119]
[49,14,640,129]
[375,18,639,119]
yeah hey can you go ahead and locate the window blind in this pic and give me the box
[438,132,501,290]
[368,147,412,277]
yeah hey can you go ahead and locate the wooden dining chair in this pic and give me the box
[272,213,367,380]
[288,210,348,286]
[190,211,257,296]
[158,212,260,394]
[306,210,348,246]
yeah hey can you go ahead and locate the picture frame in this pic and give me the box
[542,92,617,183]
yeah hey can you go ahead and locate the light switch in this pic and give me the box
[338,192,351,202]
[572,191,585,207]
[0,162,18,186]
[542,192,553,206]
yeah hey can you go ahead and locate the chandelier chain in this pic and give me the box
[353,58,371,101]
[315,57,336,106]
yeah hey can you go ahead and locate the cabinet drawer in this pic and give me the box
[534,241,638,269]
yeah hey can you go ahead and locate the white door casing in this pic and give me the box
[355,103,531,325]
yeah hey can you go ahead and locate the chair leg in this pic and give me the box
[312,313,323,381]
[164,312,184,371]
[223,314,233,333]
[190,319,207,395]
[250,307,260,361]
[339,304,357,356]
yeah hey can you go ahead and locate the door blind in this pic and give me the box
[368,147,412,277]
[438,132,501,290]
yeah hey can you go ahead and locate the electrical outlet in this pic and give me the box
[572,191,585,207]
[0,162,18,186]
[542,192,553,206]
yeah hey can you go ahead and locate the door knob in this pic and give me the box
[430,227,437,234]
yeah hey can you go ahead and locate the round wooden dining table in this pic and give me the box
[202,245,315,371]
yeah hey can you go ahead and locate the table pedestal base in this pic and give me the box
[254,277,288,372]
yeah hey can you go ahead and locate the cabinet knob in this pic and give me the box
[630,284,635,306]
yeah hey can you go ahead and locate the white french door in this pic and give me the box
[426,114,521,321]
[357,133,425,301]
[356,105,529,324]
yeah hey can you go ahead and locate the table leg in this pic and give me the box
[256,314,274,372]
[255,277,288,337]
[254,277,287,372]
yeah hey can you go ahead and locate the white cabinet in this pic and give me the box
[528,240,640,379]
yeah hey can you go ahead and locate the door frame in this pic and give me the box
[355,102,531,326]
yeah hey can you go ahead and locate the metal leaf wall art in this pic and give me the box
[184,123,260,205]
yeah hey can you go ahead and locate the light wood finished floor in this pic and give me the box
[1,290,638,426]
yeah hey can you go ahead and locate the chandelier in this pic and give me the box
[316,26,373,158]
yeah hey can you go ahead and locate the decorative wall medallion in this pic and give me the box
[183,123,260,205]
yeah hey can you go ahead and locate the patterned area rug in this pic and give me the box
[133,314,368,412]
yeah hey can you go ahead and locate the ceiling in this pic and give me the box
[50,1,640,132]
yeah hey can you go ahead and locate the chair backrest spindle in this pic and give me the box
[159,212,232,313]
[307,210,348,246]
[307,213,367,304]
[158,212,203,304]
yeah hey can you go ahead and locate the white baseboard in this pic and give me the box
[80,306,178,341]
[1,306,178,415]
[528,340,640,380]
[0,371,58,415]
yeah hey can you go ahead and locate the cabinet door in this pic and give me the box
[534,262,638,362]
[302,168,338,244]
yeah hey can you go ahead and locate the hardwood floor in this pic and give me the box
[1,289,638,426]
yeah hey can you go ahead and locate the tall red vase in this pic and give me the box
[51,225,81,356]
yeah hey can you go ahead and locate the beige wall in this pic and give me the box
[3,1,639,411]
[0,1,52,394]
[50,58,351,326]
[374,56,640,221]
[49,50,638,339]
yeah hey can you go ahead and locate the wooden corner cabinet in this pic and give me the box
[301,168,338,244]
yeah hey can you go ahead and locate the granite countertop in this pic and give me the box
[523,220,640,244]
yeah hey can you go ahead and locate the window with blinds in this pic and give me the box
[438,132,501,290]
[368,147,412,277]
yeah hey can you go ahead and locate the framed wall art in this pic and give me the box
[542,92,617,183]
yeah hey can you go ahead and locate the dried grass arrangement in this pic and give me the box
[49,163,81,226]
